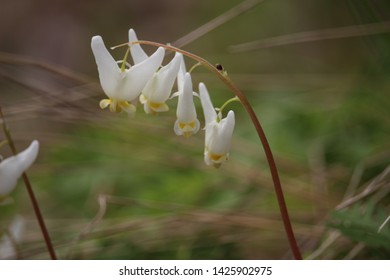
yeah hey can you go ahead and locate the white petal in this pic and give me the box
[120,47,165,101]
[202,110,235,168]
[177,55,187,92]
[0,140,39,197]
[91,36,120,98]
[210,111,235,155]
[128,28,148,64]
[99,99,111,109]
[199,82,217,125]
[142,52,182,103]
[177,73,197,122]
[205,121,218,150]
[161,52,182,95]
[173,120,183,136]
[204,151,213,166]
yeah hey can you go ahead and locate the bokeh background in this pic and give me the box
[0,0,389,259]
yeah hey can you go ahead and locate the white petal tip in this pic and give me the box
[156,47,165,55]
[24,140,40,164]
[0,140,39,197]
[91,36,103,44]
[128,29,137,41]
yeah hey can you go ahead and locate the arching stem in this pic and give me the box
[114,40,302,259]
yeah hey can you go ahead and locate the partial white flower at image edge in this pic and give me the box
[0,140,39,201]
[0,215,25,259]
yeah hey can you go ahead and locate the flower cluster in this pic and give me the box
[0,140,39,203]
[91,29,235,168]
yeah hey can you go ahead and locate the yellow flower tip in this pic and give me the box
[139,94,147,104]
[179,121,197,130]
[206,152,229,168]
[178,123,185,130]
[140,95,169,115]
[99,99,111,109]
[149,102,169,112]
[174,119,199,138]
[180,122,196,138]
[100,98,136,115]
[109,102,119,113]
[149,102,161,110]
[120,101,136,116]
[209,153,223,162]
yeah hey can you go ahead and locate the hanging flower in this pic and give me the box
[174,73,200,138]
[139,52,182,114]
[0,140,39,200]
[140,53,183,114]
[129,28,183,114]
[91,35,165,115]
[199,83,235,168]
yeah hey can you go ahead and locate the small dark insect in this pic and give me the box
[215,63,224,71]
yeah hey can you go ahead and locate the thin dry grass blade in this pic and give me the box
[173,0,265,48]
[229,21,390,52]
[378,215,390,233]
[0,52,92,84]
[336,166,390,210]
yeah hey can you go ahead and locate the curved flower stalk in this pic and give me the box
[0,140,39,201]
[139,52,182,114]
[101,36,303,259]
[199,83,235,168]
[174,73,200,138]
[91,36,165,115]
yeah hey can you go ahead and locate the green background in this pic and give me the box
[0,0,389,259]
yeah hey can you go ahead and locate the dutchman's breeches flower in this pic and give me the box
[199,83,235,168]
[204,111,235,168]
[91,35,165,115]
[91,28,237,167]
[0,140,39,200]
[174,73,200,138]
[139,52,182,114]
[0,215,25,258]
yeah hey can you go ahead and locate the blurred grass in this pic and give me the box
[1,0,389,259]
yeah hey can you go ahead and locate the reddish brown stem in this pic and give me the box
[223,82,303,260]
[120,40,302,259]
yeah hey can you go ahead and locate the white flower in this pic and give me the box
[91,35,165,115]
[176,53,187,93]
[199,83,235,168]
[0,140,39,200]
[139,52,182,114]
[174,73,200,138]
[0,215,25,259]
